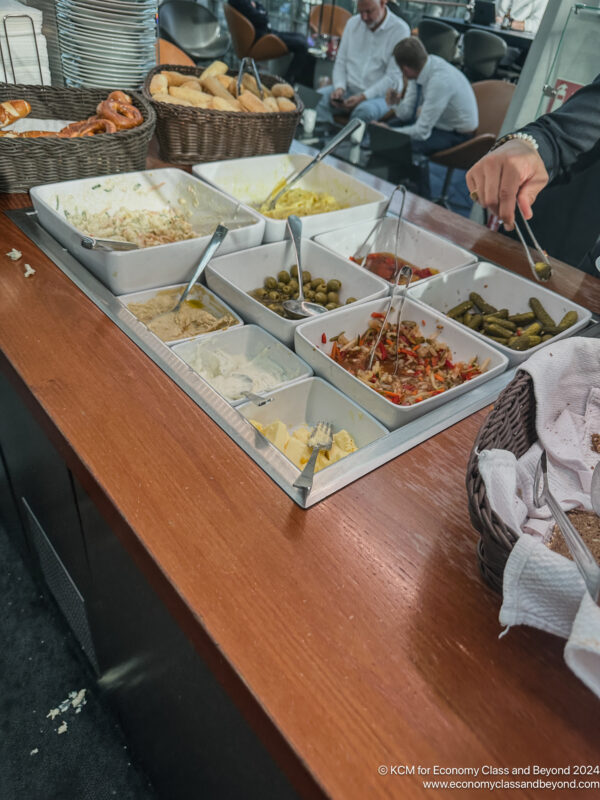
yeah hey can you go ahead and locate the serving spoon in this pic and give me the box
[282,215,327,319]
[263,118,363,211]
[81,236,139,252]
[350,184,407,265]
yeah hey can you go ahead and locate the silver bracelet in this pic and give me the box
[491,132,539,152]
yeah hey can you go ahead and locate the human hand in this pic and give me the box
[466,139,549,230]
[385,87,402,106]
[330,87,345,105]
[343,93,366,110]
[511,19,525,30]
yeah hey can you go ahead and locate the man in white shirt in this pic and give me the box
[496,0,549,33]
[315,0,410,125]
[384,37,478,155]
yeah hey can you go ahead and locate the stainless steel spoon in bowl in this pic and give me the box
[149,224,228,323]
[282,215,328,319]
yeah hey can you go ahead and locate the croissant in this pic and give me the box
[0,99,32,128]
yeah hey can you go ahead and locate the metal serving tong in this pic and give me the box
[366,264,412,371]
[81,236,138,252]
[263,118,363,211]
[236,57,264,99]
[513,206,552,282]
[534,449,600,603]
[351,184,407,264]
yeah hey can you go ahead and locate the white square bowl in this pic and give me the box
[294,297,508,430]
[313,216,476,286]
[170,324,313,406]
[118,283,243,346]
[192,153,387,243]
[237,376,389,474]
[30,168,265,294]
[407,262,593,365]
[204,238,390,347]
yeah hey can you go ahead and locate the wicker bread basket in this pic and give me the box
[0,84,156,193]
[466,370,537,592]
[143,64,303,164]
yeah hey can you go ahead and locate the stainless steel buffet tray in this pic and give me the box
[6,206,522,508]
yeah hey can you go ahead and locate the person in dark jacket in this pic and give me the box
[228,0,313,84]
[466,74,600,273]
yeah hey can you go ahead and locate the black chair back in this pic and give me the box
[417,19,460,63]
[463,29,507,81]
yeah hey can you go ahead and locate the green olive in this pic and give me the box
[311,277,324,289]
[305,289,316,300]
[315,291,328,304]
[325,302,338,311]
[292,291,299,299]
[316,284,327,295]
[303,283,311,294]
[252,287,267,299]
[327,279,341,292]
[264,276,277,290]
[301,270,311,283]
[327,291,339,304]
[281,284,294,296]
[289,278,299,291]
[267,290,280,301]
[290,264,298,278]
[346,297,357,304]
[277,270,290,284]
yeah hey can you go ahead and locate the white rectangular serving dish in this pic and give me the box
[118,283,243,346]
[313,216,476,286]
[237,376,388,473]
[192,154,387,243]
[407,262,593,365]
[294,297,508,429]
[171,324,313,406]
[205,238,389,347]
[30,168,265,294]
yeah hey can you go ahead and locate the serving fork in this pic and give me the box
[293,421,334,492]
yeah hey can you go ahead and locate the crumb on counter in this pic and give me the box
[57,721,67,735]
[30,749,39,756]
[23,264,35,278]
[6,248,22,260]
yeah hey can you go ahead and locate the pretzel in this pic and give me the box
[96,95,143,130]
[61,116,118,137]
[0,99,31,128]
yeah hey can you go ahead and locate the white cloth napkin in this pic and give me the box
[477,337,600,696]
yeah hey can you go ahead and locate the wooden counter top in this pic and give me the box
[2,180,600,799]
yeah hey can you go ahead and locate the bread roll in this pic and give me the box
[153,93,193,107]
[276,97,296,112]
[160,70,190,87]
[181,79,203,92]
[211,96,242,112]
[263,96,279,113]
[200,76,238,104]
[169,85,214,107]
[149,74,168,95]
[238,91,268,113]
[271,83,295,99]
[216,75,238,94]
[0,99,32,128]
[199,60,228,80]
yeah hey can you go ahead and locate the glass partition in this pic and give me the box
[536,3,600,118]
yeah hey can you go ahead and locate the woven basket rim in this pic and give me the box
[143,63,304,120]
[466,369,536,591]
[0,82,156,138]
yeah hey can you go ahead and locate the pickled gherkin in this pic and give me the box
[447,300,473,319]
[528,298,556,330]
[465,313,483,330]
[469,292,496,315]
[557,310,578,332]
[508,311,536,325]
[508,334,542,350]
[484,316,516,331]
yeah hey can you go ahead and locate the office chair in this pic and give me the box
[223,4,290,60]
[462,29,508,81]
[159,1,231,64]
[417,19,460,63]
[308,4,351,37]
[429,79,515,207]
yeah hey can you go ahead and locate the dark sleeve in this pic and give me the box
[519,74,600,182]
[228,0,271,36]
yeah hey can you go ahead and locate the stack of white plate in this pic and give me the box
[56,0,158,90]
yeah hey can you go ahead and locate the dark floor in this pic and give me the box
[0,526,156,800]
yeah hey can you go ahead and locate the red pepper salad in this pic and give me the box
[327,312,489,406]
